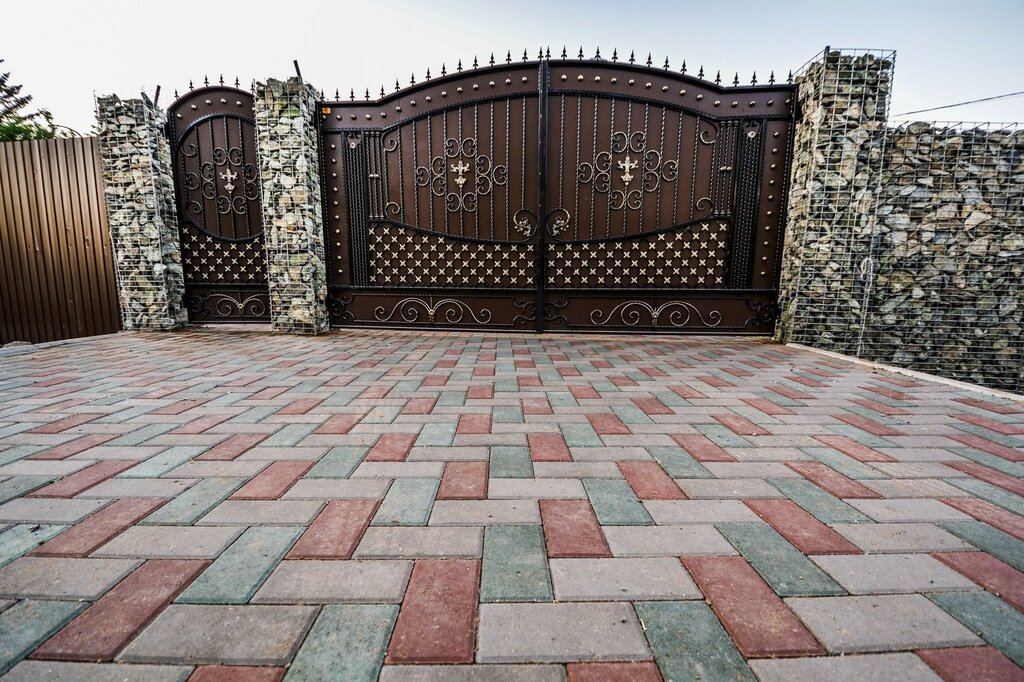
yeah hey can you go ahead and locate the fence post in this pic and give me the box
[95,95,188,330]
[253,77,329,335]
[777,49,895,354]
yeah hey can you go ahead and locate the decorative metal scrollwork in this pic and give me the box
[512,209,537,237]
[546,208,572,237]
[186,292,268,319]
[512,298,537,325]
[744,300,780,327]
[328,295,355,322]
[374,298,493,324]
[589,300,723,328]
[414,137,508,213]
[577,131,678,211]
[182,134,259,218]
[544,298,568,325]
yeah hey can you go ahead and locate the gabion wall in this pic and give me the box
[781,49,1023,393]
[254,78,329,335]
[95,95,187,330]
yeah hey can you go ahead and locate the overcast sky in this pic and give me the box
[5,0,1023,133]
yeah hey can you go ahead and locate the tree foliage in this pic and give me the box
[0,59,65,142]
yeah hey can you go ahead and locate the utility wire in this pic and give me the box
[893,90,1024,117]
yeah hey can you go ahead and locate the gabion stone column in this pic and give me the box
[254,78,329,334]
[95,94,187,330]
[777,49,894,352]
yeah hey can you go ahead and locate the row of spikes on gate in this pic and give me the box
[169,47,795,102]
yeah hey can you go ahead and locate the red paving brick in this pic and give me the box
[30,499,165,557]
[669,384,706,399]
[150,399,208,416]
[941,498,1024,541]
[671,434,735,462]
[933,551,1024,612]
[946,434,1024,462]
[617,461,686,500]
[833,413,902,436]
[196,434,267,461]
[744,499,861,554]
[366,434,417,462]
[917,646,1023,682]
[953,397,1021,415]
[813,434,895,462]
[188,666,285,682]
[786,461,880,499]
[528,433,572,462]
[522,398,553,415]
[229,461,314,500]
[287,499,379,559]
[741,398,794,416]
[314,413,363,435]
[32,559,207,661]
[632,397,674,415]
[29,413,99,434]
[386,559,480,664]
[851,397,910,416]
[569,384,601,400]
[683,555,825,658]
[566,662,663,681]
[954,413,1024,436]
[402,397,437,414]
[587,413,631,435]
[457,414,492,434]
[275,398,324,415]
[28,460,137,498]
[539,499,611,558]
[437,462,489,500]
[27,433,116,461]
[945,460,1024,496]
[360,383,393,399]
[715,414,771,437]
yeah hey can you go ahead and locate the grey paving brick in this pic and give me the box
[429,500,540,525]
[488,478,587,499]
[379,664,565,681]
[0,599,86,674]
[749,653,942,682]
[286,604,398,682]
[0,557,138,599]
[928,590,1024,667]
[371,478,439,526]
[118,604,317,665]
[352,462,445,478]
[786,594,983,653]
[0,497,108,524]
[645,499,761,524]
[253,560,412,603]
[533,462,621,478]
[848,499,972,523]
[3,661,192,681]
[353,527,483,558]
[93,525,243,559]
[167,461,268,478]
[832,523,973,553]
[283,478,390,499]
[79,478,196,499]
[676,478,785,499]
[198,500,324,526]
[551,558,700,601]
[603,525,736,557]
[477,602,651,663]
[811,554,978,594]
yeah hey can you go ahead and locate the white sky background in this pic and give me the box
[4,0,1023,134]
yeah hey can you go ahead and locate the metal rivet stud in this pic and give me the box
[489,81,495,87]
[396,106,402,112]
[662,86,669,92]
[522,76,528,82]
[714,100,720,106]
[425,96,432,102]
[176,113,182,118]
[595,76,601,82]
[731,101,737,107]
[220,98,227,104]
[578,75,584,81]
[628,79,635,85]
[456,87,463,93]
[561,75,567,81]
[350,114,356,120]
[330,144,336,149]
[505,78,512,84]
[441,91,447,97]
[696,94,703,100]
[336,114,341,120]
[645,82,652,88]
[767,100,774,106]
[610,77,617,84]
[749,100,755,106]
[190,104,197,110]
[365,114,371,119]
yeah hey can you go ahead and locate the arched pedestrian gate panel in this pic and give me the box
[168,87,270,322]
[320,57,795,333]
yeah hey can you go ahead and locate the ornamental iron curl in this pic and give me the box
[414,137,508,213]
[589,300,723,328]
[577,131,678,211]
[374,298,493,325]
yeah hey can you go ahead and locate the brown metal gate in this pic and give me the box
[168,85,269,322]
[320,54,795,333]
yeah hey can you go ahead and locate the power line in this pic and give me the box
[893,90,1024,117]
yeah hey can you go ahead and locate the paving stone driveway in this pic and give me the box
[0,329,1022,681]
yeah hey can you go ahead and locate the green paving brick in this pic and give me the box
[493,405,524,424]
[490,446,534,478]
[0,447,45,466]
[436,391,466,407]
[177,526,302,604]
[827,426,895,449]
[371,478,439,526]
[547,392,577,408]
[0,524,66,568]
[361,406,402,424]
[948,478,1024,516]
[612,405,652,425]
[929,591,1024,667]
[140,477,246,525]
[634,601,754,682]
[416,423,456,447]
[481,525,552,603]
[696,424,752,448]
[584,479,653,526]
[261,423,319,448]
[647,446,713,479]
[561,423,603,448]
[803,447,887,479]
[952,448,1024,478]
[940,521,1024,572]
[951,423,1021,448]
[0,476,53,504]
[119,446,206,478]
[306,447,367,478]
[589,380,618,393]
[0,599,86,674]
[769,478,871,524]
[717,522,845,597]
[494,380,519,393]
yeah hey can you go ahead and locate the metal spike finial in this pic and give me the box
[441,63,448,76]
[714,70,721,85]
[787,70,793,84]
[489,52,495,66]
[595,47,602,60]
[425,68,431,80]
[578,46,584,59]
[522,49,529,62]
[395,79,400,91]
[561,46,568,59]
[545,46,551,59]
[235,76,240,88]
[364,88,370,100]
[473,55,479,68]
[751,71,757,86]
[188,80,193,90]
[203,75,209,86]
[173,89,178,99]
[334,88,339,99]
[645,53,652,67]
[611,48,618,62]
[697,66,704,79]
[769,70,775,85]
[663,56,670,70]
[455,60,461,73]
[629,50,636,65]
[378,85,384,98]
[538,47,544,60]
[320,88,325,99]
[410,73,416,85]
[732,72,739,87]
[219,74,224,86]
[681,60,687,75]
[349,88,355,101]
[506,50,512,64]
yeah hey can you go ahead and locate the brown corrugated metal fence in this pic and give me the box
[0,138,121,345]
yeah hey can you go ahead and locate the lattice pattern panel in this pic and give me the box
[547,221,729,288]
[181,225,267,284]
[369,224,534,288]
